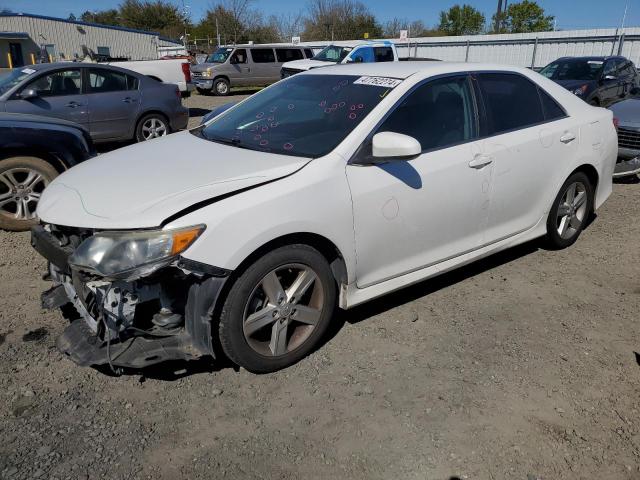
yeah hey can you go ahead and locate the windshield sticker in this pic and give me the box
[21,68,36,75]
[353,76,402,88]
[587,61,603,65]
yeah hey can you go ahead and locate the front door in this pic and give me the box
[85,67,141,140]
[5,68,88,126]
[346,75,492,288]
[9,43,23,67]
[227,49,251,87]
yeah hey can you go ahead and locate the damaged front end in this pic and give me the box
[32,224,229,370]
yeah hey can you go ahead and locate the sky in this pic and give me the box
[6,0,640,31]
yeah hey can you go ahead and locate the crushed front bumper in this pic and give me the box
[32,225,230,370]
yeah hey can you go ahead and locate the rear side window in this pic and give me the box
[538,88,565,121]
[374,47,394,62]
[88,68,129,93]
[276,48,303,62]
[251,48,276,63]
[304,49,314,58]
[476,73,544,134]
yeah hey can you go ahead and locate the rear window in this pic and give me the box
[251,48,276,63]
[476,73,545,134]
[276,48,303,62]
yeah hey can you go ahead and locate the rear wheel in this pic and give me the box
[135,113,170,142]
[218,244,336,373]
[213,78,230,96]
[545,172,593,249]
[0,156,58,231]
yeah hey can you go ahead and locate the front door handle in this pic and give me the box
[65,101,80,108]
[560,132,576,144]
[468,154,493,169]
[122,97,134,103]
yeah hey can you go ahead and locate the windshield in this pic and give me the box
[196,74,401,158]
[206,47,234,64]
[0,68,34,95]
[540,59,604,81]
[313,45,353,63]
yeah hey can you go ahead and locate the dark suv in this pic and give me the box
[540,56,639,107]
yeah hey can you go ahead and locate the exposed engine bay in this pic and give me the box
[32,223,229,372]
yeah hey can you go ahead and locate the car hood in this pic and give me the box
[190,63,220,73]
[37,131,310,230]
[609,98,640,126]
[282,59,336,71]
[554,79,596,91]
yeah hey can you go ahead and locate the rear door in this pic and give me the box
[85,67,141,140]
[475,72,579,244]
[249,48,279,84]
[5,68,88,126]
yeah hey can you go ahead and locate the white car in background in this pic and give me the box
[105,58,194,97]
[280,40,398,78]
[32,62,616,374]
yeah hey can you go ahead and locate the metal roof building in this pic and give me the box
[0,13,183,68]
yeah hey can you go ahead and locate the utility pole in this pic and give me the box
[216,17,220,47]
[494,0,503,33]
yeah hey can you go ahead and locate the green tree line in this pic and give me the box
[75,0,554,44]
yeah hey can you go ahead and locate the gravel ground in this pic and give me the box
[1,92,640,479]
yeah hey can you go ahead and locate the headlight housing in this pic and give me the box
[572,85,588,96]
[69,225,205,280]
[202,69,212,78]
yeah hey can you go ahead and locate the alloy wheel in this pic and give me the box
[556,181,588,240]
[242,263,325,357]
[0,168,48,221]
[141,117,168,140]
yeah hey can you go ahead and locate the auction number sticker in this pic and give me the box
[354,76,402,88]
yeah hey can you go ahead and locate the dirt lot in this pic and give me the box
[1,92,640,480]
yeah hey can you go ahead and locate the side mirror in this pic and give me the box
[372,132,421,159]
[19,89,38,100]
[229,56,238,64]
[604,74,618,82]
[353,55,364,63]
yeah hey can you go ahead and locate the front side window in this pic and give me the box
[24,69,81,97]
[276,48,303,62]
[230,49,247,64]
[196,74,400,158]
[251,48,276,63]
[476,73,544,135]
[88,69,128,93]
[377,75,476,151]
[313,45,352,62]
[540,59,604,81]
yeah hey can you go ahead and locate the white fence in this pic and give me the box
[296,27,640,69]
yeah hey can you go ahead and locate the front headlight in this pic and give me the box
[69,225,205,279]
[202,69,212,78]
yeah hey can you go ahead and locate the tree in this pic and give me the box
[383,18,442,38]
[119,0,189,38]
[271,12,305,41]
[68,13,77,21]
[80,9,121,26]
[303,0,382,41]
[494,0,554,33]
[438,4,485,36]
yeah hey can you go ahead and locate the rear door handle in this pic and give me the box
[560,132,576,144]
[65,101,80,108]
[468,154,493,169]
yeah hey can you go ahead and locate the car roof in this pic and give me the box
[554,56,624,61]
[12,62,140,74]
[301,61,532,80]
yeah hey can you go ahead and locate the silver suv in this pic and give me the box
[191,45,313,96]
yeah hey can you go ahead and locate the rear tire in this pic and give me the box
[135,113,170,142]
[213,78,230,96]
[545,172,594,249]
[218,244,337,373]
[0,156,58,232]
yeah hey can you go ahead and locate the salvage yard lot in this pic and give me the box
[1,91,640,479]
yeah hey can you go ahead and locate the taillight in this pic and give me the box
[181,62,191,83]
[613,117,620,131]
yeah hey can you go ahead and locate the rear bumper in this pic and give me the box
[171,107,190,131]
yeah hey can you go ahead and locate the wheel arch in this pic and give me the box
[0,149,67,173]
[134,110,170,138]
[570,164,599,211]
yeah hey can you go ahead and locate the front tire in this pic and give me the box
[218,244,337,373]
[213,78,230,96]
[545,172,593,249]
[135,113,170,142]
[0,156,58,231]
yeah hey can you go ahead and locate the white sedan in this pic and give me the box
[33,62,617,374]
